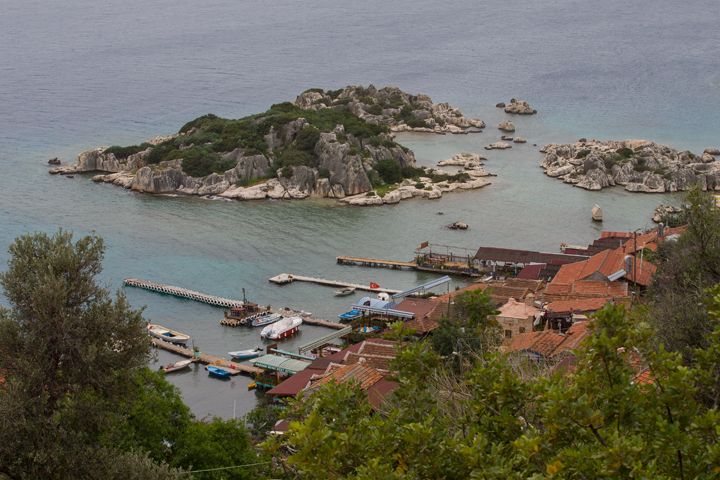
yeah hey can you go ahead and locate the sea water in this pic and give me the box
[1,0,718,418]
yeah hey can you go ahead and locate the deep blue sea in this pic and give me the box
[1,0,719,418]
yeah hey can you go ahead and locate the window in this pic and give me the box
[519,327,526,333]
[504,329,512,338]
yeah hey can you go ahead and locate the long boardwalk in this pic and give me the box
[124,278,244,308]
[269,273,402,294]
[152,338,262,376]
[336,255,417,270]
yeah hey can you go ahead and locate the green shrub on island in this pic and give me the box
[375,158,404,184]
[104,143,152,159]
[113,102,396,179]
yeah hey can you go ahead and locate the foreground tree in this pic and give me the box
[0,230,179,478]
[650,188,720,357]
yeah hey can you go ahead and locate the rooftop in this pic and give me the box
[496,297,542,319]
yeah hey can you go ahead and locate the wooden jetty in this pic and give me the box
[124,278,244,308]
[151,338,262,376]
[269,273,402,294]
[336,256,417,270]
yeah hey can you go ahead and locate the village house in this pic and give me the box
[493,297,543,339]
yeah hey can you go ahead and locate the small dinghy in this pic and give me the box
[338,309,363,322]
[206,365,231,380]
[160,359,193,373]
[357,325,381,334]
[147,324,191,345]
[251,312,283,327]
[228,347,264,361]
[260,316,302,340]
[334,286,356,297]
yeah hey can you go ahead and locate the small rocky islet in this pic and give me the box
[540,139,720,192]
[51,85,491,205]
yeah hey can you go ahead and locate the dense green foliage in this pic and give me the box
[0,231,261,479]
[266,301,720,479]
[104,143,152,159]
[649,188,720,358]
[111,102,396,178]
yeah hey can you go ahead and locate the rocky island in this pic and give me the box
[540,139,720,192]
[50,86,490,205]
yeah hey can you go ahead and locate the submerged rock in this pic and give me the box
[485,141,512,150]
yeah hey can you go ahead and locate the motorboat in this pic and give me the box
[228,347,264,361]
[159,358,193,373]
[334,286,356,296]
[206,365,231,380]
[147,324,191,345]
[251,312,283,327]
[260,316,302,340]
[338,309,363,322]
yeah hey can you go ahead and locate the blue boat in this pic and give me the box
[357,325,381,334]
[206,365,231,380]
[338,309,363,322]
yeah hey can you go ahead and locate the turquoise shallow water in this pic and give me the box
[1,0,718,418]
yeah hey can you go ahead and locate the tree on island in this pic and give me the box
[0,230,260,479]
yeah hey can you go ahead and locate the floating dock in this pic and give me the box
[336,256,416,270]
[151,338,262,376]
[269,273,401,294]
[124,278,243,308]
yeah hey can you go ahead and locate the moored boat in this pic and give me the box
[338,309,363,322]
[228,347,264,361]
[206,365,231,379]
[357,325,381,334]
[260,316,302,340]
[147,323,191,345]
[160,358,193,373]
[334,286,356,296]
[251,312,283,327]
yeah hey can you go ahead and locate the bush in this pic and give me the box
[375,159,403,184]
[179,147,235,177]
[318,168,331,179]
[617,147,634,159]
[365,104,383,115]
[294,126,321,152]
[280,166,294,178]
[401,165,425,179]
[104,144,150,159]
[415,182,425,189]
[575,149,591,159]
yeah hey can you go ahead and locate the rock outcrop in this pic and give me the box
[52,86,494,206]
[503,98,537,115]
[437,152,486,169]
[498,121,515,132]
[540,139,720,192]
[295,85,485,134]
[652,204,684,223]
[485,141,512,150]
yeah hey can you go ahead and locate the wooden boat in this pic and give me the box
[159,358,193,373]
[206,365,231,380]
[260,316,302,340]
[338,309,363,322]
[228,347,264,361]
[224,302,262,324]
[251,312,283,327]
[334,286,356,296]
[147,324,190,345]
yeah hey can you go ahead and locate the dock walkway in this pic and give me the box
[124,278,243,308]
[152,338,262,376]
[269,273,401,294]
[336,256,416,270]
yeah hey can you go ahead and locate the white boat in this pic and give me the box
[260,316,303,340]
[147,323,191,345]
[228,347,264,361]
[334,286,356,296]
[160,358,193,373]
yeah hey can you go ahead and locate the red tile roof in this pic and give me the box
[517,264,545,279]
[496,298,542,319]
[303,362,399,410]
[544,280,629,298]
[505,321,592,358]
[550,246,656,287]
[545,297,612,315]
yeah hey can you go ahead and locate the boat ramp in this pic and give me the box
[269,273,401,294]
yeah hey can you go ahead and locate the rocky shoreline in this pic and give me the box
[540,139,720,192]
[50,86,493,206]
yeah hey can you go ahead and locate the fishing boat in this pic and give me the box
[228,347,264,361]
[357,325,381,334]
[251,312,283,327]
[334,286,356,296]
[159,358,193,373]
[260,316,302,340]
[206,365,231,380]
[224,302,262,323]
[147,324,191,345]
[338,309,363,322]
